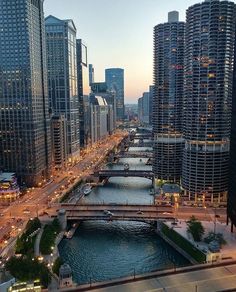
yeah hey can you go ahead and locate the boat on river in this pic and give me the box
[66,223,79,239]
[83,184,92,196]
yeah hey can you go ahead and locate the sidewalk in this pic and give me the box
[165,220,236,261]
[34,225,44,257]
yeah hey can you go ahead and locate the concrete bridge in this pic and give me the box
[131,134,154,140]
[114,152,153,159]
[56,203,174,222]
[129,141,153,147]
[93,169,154,181]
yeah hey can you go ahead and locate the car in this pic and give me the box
[0,213,4,217]
[215,214,220,218]
[23,209,30,214]
[137,210,143,215]
[103,210,113,216]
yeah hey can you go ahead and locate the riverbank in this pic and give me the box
[60,260,236,292]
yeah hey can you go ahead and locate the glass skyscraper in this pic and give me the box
[0,0,52,186]
[182,0,236,204]
[45,15,80,163]
[153,11,185,183]
[76,39,90,148]
[105,68,124,121]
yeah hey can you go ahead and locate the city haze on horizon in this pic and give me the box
[44,0,215,103]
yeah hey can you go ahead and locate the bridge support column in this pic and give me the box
[152,177,155,192]
[58,209,67,231]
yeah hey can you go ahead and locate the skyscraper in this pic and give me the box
[0,0,52,186]
[149,85,154,125]
[138,92,150,124]
[89,64,95,86]
[153,11,185,183]
[45,15,80,163]
[105,68,124,121]
[227,37,236,231]
[182,0,236,204]
[76,39,90,148]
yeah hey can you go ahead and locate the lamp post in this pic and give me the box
[214,206,217,236]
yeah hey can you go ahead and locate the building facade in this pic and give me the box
[149,85,154,125]
[45,15,80,164]
[90,95,110,144]
[0,172,20,203]
[76,39,90,148]
[153,11,185,183]
[228,35,236,230]
[89,64,94,86]
[138,92,150,124]
[182,0,236,204]
[51,115,67,169]
[0,0,52,186]
[91,82,117,126]
[105,68,124,121]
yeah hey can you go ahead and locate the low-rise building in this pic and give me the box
[0,172,20,202]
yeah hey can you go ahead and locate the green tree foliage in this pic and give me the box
[39,219,61,255]
[52,257,64,276]
[204,232,226,247]
[187,216,205,242]
[15,218,41,255]
[5,256,50,288]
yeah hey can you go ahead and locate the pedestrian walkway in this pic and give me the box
[34,225,44,257]
[165,220,236,261]
[62,262,236,292]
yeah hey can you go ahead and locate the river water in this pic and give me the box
[58,146,190,285]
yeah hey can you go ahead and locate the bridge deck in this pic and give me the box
[94,170,154,178]
[55,204,174,221]
[114,152,153,158]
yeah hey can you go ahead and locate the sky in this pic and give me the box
[44,0,234,104]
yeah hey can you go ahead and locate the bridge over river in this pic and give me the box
[93,169,154,182]
[54,203,174,222]
[114,151,153,159]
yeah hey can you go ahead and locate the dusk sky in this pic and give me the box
[44,0,234,103]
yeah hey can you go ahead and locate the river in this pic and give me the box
[58,145,190,285]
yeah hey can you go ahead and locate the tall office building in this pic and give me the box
[105,68,124,121]
[89,64,95,86]
[45,15,80,163]
[89,95,109,144]
[76,39,90,148]
[153,11,185,183]
[149,85,154,125]
[91,82,117,124]
[138,92,150,124]
[0,0,52,186]
[182,0,236,204]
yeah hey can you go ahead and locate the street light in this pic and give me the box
[204,206,207,220]
[214,206,217,235]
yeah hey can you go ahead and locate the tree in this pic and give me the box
[187,216,205,242]
[5,256,50,288]
[52,257,64,276]
[204,232,226,247]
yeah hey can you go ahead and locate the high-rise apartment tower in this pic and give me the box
[182,0,236,204]
[153,11,185,183]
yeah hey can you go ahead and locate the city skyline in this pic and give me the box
[43,0,221,103]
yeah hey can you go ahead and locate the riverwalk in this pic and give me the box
[62,261,236,292]
[165,220,236,261]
